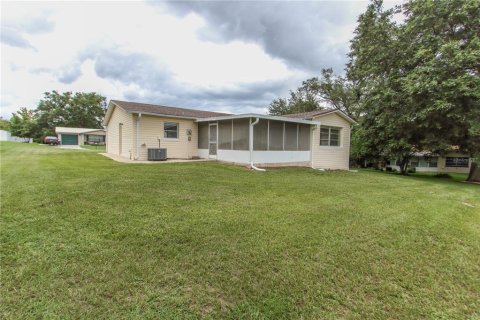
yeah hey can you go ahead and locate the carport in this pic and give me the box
[55,127,105,146]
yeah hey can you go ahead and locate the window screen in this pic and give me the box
[253,119,268,150]
[320,126,340,146]
[218,120,232,150]
[198,122,208,149]
[330,128,340,146]
[232,118,249,150]
[445,157,469,167]
[284,122,298,151]
[298,124,310,151]
[164,122,178,139]
[269,120,284,150]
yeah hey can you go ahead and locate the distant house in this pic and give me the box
[386,152,475,174]
[103,100,356,169]
[0,130,32,143]
[55,127,106,146]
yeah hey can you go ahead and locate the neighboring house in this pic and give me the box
[0,130,32,143]
[103,100,356,169]
[386,152,475,174]
[55,127,106,146]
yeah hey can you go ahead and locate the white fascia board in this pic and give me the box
[195,113,320,125]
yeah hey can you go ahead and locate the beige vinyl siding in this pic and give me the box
[106,106,135,158]
[137,115,198,160]
[311,112,351,170]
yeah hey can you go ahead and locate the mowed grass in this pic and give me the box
[81,144,106,152]
[1,142,479,319]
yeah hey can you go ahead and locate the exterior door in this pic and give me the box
[209,123,217,158]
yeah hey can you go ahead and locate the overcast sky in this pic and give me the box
[1,1,399,118]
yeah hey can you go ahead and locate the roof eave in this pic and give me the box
[196,113,320,125]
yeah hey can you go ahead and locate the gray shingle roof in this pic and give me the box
[111,100,230,119]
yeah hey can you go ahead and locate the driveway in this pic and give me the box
[56,145,85,150]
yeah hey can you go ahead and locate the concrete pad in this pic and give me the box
[100,153,214,164]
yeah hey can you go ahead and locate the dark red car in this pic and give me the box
[44,136,60,145]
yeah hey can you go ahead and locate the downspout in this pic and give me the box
[249,117,266,171]
[135,113,142,160]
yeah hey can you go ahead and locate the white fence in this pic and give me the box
[0,130,33,143]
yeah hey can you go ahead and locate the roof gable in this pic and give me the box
[285,109,357,124]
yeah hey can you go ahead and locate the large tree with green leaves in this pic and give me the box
[36,91,106,137]
[0,117,10,130]
[268,69,359,117]
[9,108,37,142]
[348,0,480,174]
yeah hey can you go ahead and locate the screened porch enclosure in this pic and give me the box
[198,118,312,165]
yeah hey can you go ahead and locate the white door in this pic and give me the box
[209,123,217,159]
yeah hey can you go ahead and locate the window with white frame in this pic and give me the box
[320,127,340,146]
[445,157,469,167]
[164,122,178,139]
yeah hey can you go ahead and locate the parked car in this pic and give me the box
[44,136,60,145]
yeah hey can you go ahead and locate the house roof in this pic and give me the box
[106,100,230,123]
[285,109,357,124]
[55,127,105,134]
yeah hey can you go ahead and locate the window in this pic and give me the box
[320,127,340,146]
[446,157,469,167]
[164,122,178,139]
[198,122,208,149]
[417,157,438,168]
[85,135,105,144]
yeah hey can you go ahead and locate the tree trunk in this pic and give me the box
[467,162,480,182]
[399,158,409,175]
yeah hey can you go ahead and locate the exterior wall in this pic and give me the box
[136,115,198,160]
[386,153,473,173]
[106,106,135,158]
[204,149,310,167]
[438,153,473,174]
[78,134,85,145]
[311,113,351,170]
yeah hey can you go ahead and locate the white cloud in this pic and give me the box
[1,1,388,118]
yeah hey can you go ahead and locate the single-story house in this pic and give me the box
[103,100,356,169]
[55,127,106,146]
[386,152,475,174]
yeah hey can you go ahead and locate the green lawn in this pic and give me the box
[1,142,479,319]
[81,144,106,152]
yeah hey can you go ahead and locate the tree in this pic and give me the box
[347,0,480,175]
[0,117,10,130]
[268,69,359,117]
[9,108,36,142]
[35,91,106,138]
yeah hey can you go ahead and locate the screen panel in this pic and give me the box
[198,122,208,149]
[233,118,249,150]
[218,120,232,150]
[253,119,268,151]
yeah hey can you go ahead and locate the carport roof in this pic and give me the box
[55,127,105,134]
